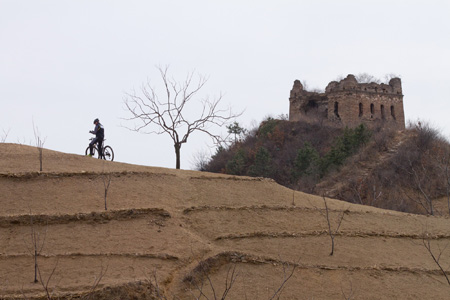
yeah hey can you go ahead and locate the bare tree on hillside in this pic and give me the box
[83,265,108,300]
[191,149,211,171]
[435,144,450,215]
[402,159,438,215]
[123,66,242,169]
[422,231,450,285]
[24,214,48,283]
[37,259,59,300]
[102,173,112,210]
[1,128,10,142]
[394,121,445,215]
[268,260,297,300]
[33,121,46,172]
[349,178,383,207]
[149,258,298,299]
[146,270,170,300]
[101,161,112,210]
[322,196,346,256]
[188,264,239,300]
[341,280,357,300]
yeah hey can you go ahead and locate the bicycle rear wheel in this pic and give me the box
[103,146,114,161]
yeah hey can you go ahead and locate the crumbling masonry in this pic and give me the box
[289,74,405,129]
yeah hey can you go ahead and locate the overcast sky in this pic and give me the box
[1,0,450,169]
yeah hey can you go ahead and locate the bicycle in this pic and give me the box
[85,138,115,161]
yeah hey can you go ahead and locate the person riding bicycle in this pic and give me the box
[88,118,104,157]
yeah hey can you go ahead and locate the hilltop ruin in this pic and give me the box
[289,74,405,129]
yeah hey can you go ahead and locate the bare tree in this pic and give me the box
[83,265,108,300]
[33,121,46,172]
[394,121,444,215]
[355,73,381,84]
[422,231,450,285]
[102,174,112,211]
[25,214,48,283]
[1,128,10,142]
[349,178,365,205]
[101,162,112,211]
[149,258,296,299]
[37,259,59,300]
[300,80,323,93]
[123,66,242,169]
[340,280,356,300]
[349,178,382,206]
[435,144,450,215]
[322,196,345,256]
[268,261,296,300]
[406,160,436,215]
[384,73,401,83]
[189,264,238,300]
[191,149,211,171]
[146,270,170,300]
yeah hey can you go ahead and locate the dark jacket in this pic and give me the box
[92,123,104,139]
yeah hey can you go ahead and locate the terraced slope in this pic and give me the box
[1,144,450,299]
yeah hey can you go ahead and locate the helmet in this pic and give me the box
[93,118,99,124]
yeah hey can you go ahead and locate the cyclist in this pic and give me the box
[88,118,104,157]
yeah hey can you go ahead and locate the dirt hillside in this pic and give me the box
[1,143,450,299]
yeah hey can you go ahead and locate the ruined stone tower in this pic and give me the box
[289,74,405,129]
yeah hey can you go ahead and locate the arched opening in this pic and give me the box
[391,105,396,120]
[359,103,363,117]
[334,102,340,119]
[381,105,385,120]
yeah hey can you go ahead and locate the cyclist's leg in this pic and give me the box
[89,138,98,156]
[97,138,104,159]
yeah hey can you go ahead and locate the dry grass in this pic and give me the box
[1,143,450,299]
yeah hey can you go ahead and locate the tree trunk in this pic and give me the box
[34,249,38,283]
[174,143,181,169]
[104,190,108,210]
[39,149,43,172]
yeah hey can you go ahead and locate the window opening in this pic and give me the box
[359,103,363,117]
[334,102,340,119]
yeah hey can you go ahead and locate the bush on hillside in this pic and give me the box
[204,118,368,185]
[203,117,450,215]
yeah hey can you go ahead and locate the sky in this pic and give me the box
[1,0,450,169]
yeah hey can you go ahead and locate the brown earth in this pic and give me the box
[1,143,450,299]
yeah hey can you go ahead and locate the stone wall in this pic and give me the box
[289,74,405,129]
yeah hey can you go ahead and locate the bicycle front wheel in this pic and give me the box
[85,146,97,156]
[103,146,114,161]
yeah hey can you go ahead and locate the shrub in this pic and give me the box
[293,142,320,178]
[205,146,234,173]
[258,117,279,139]
[248,147,272,177]
[320,124,371,175]
[225,148,247,175]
